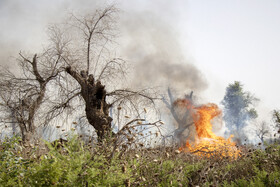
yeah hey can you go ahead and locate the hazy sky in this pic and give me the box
[183,0,280,122]
[0,0,279,122]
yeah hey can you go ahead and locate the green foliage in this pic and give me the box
[222,81,259,132]
[0,136,279,186]
[0,135,132,186]
[224,170,280,187]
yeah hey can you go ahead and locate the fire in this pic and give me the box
[176,99,241,159]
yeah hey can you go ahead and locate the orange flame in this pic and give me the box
[176,99,241,159]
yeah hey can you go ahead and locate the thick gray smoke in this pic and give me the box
[0,0,207,94]
[119,13,207,93]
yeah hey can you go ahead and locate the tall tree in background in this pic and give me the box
[221,81,258,139]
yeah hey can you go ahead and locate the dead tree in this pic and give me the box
[0,26,67,141]
[45,6,160,142]
[0,53,62,141]
[255,121,270,143]
[65,66,112,141]
[162,88,195,146]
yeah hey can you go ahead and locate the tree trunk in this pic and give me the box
[19,124,27,142]
[66,67,112,142]
[83,80,112,142]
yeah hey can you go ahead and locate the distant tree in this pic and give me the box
[221,81,258,138]
[272,110,280,130]
[254,121,270,143]
[272,110,280,141]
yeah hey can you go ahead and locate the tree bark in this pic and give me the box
[66,66,112,142]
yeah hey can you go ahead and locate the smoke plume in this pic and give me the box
[0,0,207,94]
[119,12,207,94]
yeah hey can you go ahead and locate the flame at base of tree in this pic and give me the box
[176,100,241,159]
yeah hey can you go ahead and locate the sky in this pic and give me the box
[0,0,280,122]
[183,0,280,122]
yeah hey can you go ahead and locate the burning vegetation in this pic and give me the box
[173,98,241,159]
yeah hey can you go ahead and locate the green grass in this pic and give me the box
[0,136,279,186]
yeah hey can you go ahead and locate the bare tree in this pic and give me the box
[0,23,69,141]
[162,88,194,146]
[0,52,63,141]
[46,5,160,142]
[254,121,270,143]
